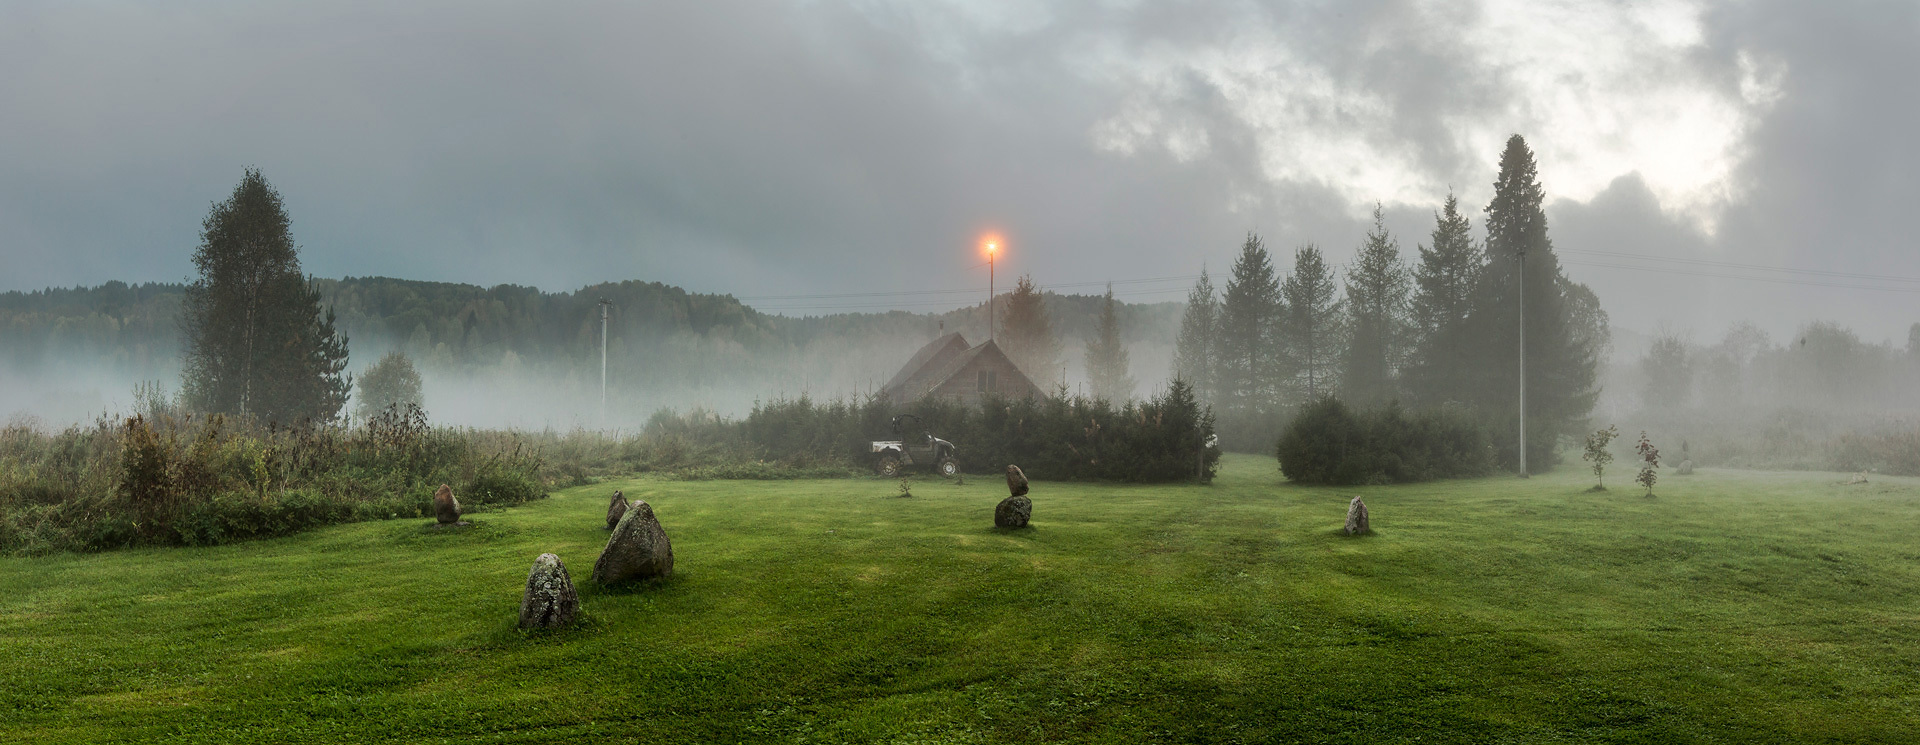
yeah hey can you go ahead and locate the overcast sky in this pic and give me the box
[2,0,1915,344]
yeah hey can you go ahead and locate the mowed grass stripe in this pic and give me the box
[2,456,1918,743]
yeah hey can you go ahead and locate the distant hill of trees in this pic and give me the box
[0,276,1180,425]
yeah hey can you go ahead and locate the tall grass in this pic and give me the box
[0,402,547,555]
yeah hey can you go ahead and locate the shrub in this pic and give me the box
[738,379,1220,483]
[1275,398,1496,485]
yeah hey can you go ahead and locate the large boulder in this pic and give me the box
[605,490,629,530]
[518,553,579,630]
[995,494,1032,528]
[1676,459,1695,475]
[1005,465,1029,497]
[1345,496,1370,536]
[592,500,674,585]
[433,483,462,524]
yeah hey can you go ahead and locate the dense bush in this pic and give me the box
[741,379,1220,482]
[1276,398,1496,485]
[1824,420,1920,476]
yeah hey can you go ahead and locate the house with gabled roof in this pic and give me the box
[880,332,1048,406]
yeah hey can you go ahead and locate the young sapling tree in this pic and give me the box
[1583,425,1618,490]
[1635,431,1660,497]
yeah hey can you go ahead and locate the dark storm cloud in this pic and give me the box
[1,1,1915,341]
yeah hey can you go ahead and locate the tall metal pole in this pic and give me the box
[598,299,611,423]
[989,252,995,342]
[1197,328,1207,483]
[1517,250,1528,477]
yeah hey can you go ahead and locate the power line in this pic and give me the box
[749,249,1920,315]
[1559,248,1920,285]
[1561,259,1920,294]
[739,273,1201,302]
[754,287,1193,313]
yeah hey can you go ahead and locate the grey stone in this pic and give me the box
[1005,464,1029,497]
[592,500,674,585]
[995,494,1032,528]
[433,483,461,524]
[1345,496,1370,535]
[606,490,628,530]
[518,553,579,630]
[1676,459,1695,475]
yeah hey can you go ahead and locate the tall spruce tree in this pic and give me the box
[1341,204,1410,408]
[1279,244,1344,400]
[1172,269,1219,403]
[1083,284,1134,401]
[181,169,352,425]
[1466,135,1598,471]
[1405,192,1484,406]
[1217,234,1282,419]
[997,274,1060,382]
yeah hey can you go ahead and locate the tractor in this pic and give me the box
[870,414,959,478]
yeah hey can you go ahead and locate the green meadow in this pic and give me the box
[3,455,1918,743]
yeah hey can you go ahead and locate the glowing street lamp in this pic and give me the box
[984,237,999,341]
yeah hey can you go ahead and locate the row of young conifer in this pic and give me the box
[1173,135,1607,471]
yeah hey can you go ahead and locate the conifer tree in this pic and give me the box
[1083,284,1134,402]
[181,169,352,425]
[1466,135,1598,470]
[1173,269,1219,403]
[1279,244,1344,400]
[1341,203,1410,408]
[1405,192,1484,406]
[997,274,1060,382]
[1217,234,1282,418]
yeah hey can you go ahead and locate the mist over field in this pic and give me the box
[0,279,1181,430]
[11,3,1920,742]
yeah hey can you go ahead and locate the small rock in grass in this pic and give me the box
[432,483,465,525]
[1846,472,1868,485]
[1345,496,1370,536]
[995,494,1032,529]
[605,490,629,530]
[1676,459,1695,475]
[1005,465,1029,497]
[592,500,674,585]
[519,553,579,630]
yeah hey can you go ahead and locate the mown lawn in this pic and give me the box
[3,455,1918,743]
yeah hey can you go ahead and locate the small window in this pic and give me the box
[988,370,999,392]
[978,369,989,392]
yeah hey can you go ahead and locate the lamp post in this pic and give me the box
[986,240,997,341]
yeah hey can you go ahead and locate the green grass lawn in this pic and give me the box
[4,455,1919,743]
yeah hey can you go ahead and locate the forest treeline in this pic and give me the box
[1,276,1179,416]
[1623,320,1920,474]
[1173,135,1606,472]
